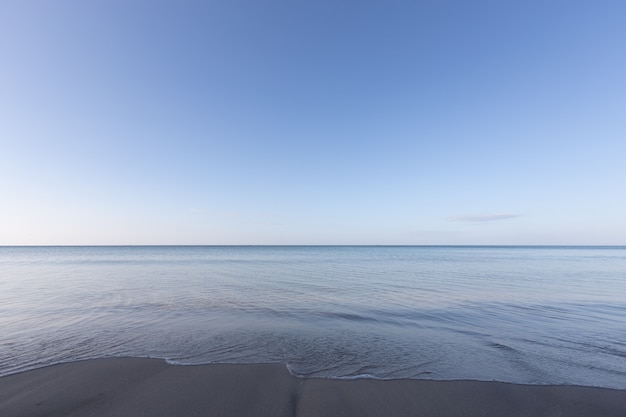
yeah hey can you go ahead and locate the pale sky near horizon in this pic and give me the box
[1,0,625,245]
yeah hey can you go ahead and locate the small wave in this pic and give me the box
[489,342,517,352]
[316,311,380,323]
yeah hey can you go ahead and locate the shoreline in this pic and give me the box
[2,358,626,416]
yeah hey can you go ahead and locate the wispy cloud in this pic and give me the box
[448,213,521,222]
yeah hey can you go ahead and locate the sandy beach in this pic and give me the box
[1,358,625,417]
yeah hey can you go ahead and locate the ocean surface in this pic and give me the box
[1,246,625,388]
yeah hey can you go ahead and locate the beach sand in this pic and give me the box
[1,358,625,416]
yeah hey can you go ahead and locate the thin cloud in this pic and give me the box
[448,213,521,222]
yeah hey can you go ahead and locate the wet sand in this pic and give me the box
[1,358,625,416]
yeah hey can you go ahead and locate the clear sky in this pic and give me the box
[1,0,625,245]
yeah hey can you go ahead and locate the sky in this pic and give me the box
[1,0,625,245]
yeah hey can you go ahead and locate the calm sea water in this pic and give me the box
[1,246,625,388]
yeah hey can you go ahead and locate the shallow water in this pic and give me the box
[1,246,625,388]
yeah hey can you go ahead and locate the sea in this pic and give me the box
[1,246,625,389]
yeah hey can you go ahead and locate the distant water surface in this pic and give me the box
[1,246,625,388]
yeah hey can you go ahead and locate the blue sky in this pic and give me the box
[1,0,625,245]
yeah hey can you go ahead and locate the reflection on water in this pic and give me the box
[1,246,625,388]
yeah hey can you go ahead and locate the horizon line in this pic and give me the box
[1,244,625,248]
